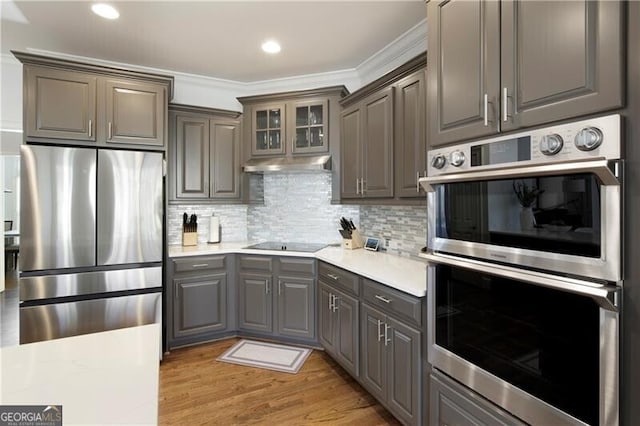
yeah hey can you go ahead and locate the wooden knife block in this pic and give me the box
[342,229,364,250]
[182,231,198,247]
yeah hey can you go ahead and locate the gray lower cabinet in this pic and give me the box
[237,255,316,343]
[170,104,241,202]
[173,272,227,338]
[430,370,526,426]
[427,0,623,147]
[169,255,233,348]
[318,281,359,377]
[361,302,421,425]
[17,52,172,150]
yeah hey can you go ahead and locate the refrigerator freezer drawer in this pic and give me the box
[20,145,97,271]
[19,292,162,344]
[97,150,163,266]
[20,266,162,302]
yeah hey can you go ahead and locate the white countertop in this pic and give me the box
[0,324,160,425]
[169,242,427,297]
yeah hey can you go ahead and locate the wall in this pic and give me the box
[167,204,248,245]
[359,205,426,258]
[246,172,359,244]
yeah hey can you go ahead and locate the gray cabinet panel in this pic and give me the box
[335,288,359,378]
[277,276,315,340]
[362,86,394,198]
[362,278,422,326]
[360,303,387,401]
[175,115,209,198]
[430,370,526,426]
[105,79,165,147]
[25,66,97,142]
[172,255,225,273]
[210,120,240,199]
[318,282,336,350]
[340,105,361,199]
[427,0,501,146]
[501,0,623,131]
[173,273,227,338]
[319,261,360,296]
[238,273,273,333]
[395,71,426,198]
[387,316,421,425]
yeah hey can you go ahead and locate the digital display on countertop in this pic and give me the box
[470,136,531,167]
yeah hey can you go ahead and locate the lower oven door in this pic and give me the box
[424,253,619,426]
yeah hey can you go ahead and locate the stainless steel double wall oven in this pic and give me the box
[419,115,623,425]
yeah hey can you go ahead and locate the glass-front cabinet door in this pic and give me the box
[252,103,285,156]
[292,99,329,154]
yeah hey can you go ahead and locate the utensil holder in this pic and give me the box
[182,231,197,246]
[342,229,364,250]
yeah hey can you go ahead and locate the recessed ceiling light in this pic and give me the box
[261,40,281,54]
[91,3,120,20]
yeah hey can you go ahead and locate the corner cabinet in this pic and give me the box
[339,53,427,204]
[16,51,173,150]
[427,0,624,147]
[237,255,316,343]
[169,104,241,202]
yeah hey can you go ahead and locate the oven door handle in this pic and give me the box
[419,158,620,192]
[422,252,620,312]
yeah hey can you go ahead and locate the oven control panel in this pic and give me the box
[427,114,621,176]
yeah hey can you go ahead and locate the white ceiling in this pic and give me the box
[0,1,426,82]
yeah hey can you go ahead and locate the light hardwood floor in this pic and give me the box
[159,338,400,425]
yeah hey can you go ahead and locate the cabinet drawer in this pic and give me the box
[173,255,226,273]
[239,255,273,272]
[319,262,359,296]
[279,257,316,276]
[362,278,421,326]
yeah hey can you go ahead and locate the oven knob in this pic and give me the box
[449,151,466,167]
[575,127,604,151]
[539,134,564,156]
[431,154,447,169]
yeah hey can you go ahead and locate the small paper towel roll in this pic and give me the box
[208,216,220,243]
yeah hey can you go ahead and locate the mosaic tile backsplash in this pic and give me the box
[168,172,427,258]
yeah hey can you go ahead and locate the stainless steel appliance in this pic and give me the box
[19,145,163,344]
[244,241,327,253]
[419,115,623,425]
[421,114,622,282]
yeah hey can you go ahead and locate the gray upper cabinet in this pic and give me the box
[169,105,242,202]
[340,87,394,199]
[104,79,165,147]
[173,272,227,339]
[16,52,173,150]
[251,102,286,156]
[291,98,329,154]
[427,0,500,147]
[500,0,623,131]
[395,70,427,198]
[24,66,97,142]
[427,0,623,147]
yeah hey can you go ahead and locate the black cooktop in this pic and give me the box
[244,242,327,253]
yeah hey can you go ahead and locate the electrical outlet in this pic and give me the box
[385,238,391,247]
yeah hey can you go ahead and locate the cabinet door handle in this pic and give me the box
[384,323,391,346]
[108,122,113,140]
[329,293,334,311]
[361,179,366,194]
[265,279,270,294]
[332,296,339,312]
[327,273,340,281]
[483,94,489,127]
[191,263,209,268]
[88,119,92,138]
[374,294,392,304]
[377,319,383,342]
[503,87,511,122]
[416,171,420,193]
[278,280,282,295]
[356,178,360,195]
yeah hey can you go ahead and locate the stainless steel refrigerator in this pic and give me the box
[19,144,164,344]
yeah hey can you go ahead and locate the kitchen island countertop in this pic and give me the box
[169,243,427,297]
[0,324,160,425]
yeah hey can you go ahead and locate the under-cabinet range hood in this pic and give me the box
[243,154,331,173]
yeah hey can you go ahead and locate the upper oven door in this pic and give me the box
[425,165,621,281]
